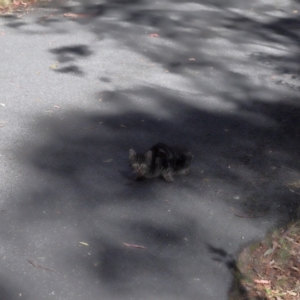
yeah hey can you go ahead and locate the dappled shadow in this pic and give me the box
[19,86,300,215]
[9,85,300,299]
[2,0,300,92]
[54,65,85,76]
[1,0,299,96]
[49,44,92,75]
[50,45,93,61]
[1,0,300,299]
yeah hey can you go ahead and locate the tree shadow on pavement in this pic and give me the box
[208,244,256,300]
[1,0,300,299]
[2,0,300,94]
[8,85,300,300]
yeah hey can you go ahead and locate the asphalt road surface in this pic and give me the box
[1,0,300,299]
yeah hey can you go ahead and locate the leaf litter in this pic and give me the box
[230,220,300,300]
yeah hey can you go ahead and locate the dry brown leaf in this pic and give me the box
[123,243,146,249]
[287,290,297,296]
[28,259,55,271]
[254,279,271,284]
[271,265,284,271]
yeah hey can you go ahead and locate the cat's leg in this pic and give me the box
[162,170,174,183]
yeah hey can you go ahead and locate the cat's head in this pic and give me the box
[129,149,152,177]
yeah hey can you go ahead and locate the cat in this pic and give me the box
[129,143,193,182]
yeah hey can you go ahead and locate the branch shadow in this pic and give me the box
[2,0,300,299]
[8,85,300,299]
[208,244,251,300]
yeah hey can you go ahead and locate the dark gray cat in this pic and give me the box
[129,143,193,182]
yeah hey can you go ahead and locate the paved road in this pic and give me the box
[1,0,300,299]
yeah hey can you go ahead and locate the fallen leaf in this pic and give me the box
[271,265,284,271]
[286,180,300,188]
[103,159,113,163]
[272,240,279,249]
[150,33,159,37]
[0,121,7,128]
[28,259,55,271]
[284,236,295,242]
[63,13,95,18]
[254,279,271,284]
[79,242,89,246]
[50,63,58,69]
[123,243,146,249]
[264,248,274,257]
[287,291,297,295]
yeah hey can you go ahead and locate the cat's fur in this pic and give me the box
[129,143,193,182]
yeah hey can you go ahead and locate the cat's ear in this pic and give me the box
[129,149,136,160]
[144,150,152,161]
